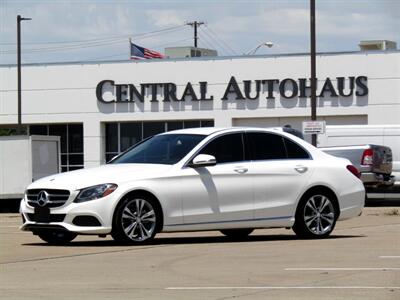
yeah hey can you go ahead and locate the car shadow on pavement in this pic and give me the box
[22,234,365,247]
[366,199,400,207]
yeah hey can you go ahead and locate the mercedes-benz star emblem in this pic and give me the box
[37,191,49,207]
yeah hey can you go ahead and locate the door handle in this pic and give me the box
[234,167,248,174]
[294,165,308,173]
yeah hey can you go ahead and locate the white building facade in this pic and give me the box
[1,50,399,170]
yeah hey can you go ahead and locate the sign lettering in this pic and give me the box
[96,76,368,103]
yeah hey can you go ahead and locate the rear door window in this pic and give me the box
[247,132,287,160]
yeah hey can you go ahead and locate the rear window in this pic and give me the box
[283,137,310,159]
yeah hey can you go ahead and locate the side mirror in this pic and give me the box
[190,154,217,168]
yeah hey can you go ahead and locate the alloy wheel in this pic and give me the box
[303,195,335,235]
[121,199,156,242]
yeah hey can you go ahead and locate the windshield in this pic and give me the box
[111,134,206,165]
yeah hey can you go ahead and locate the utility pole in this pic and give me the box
[186,21,204,48]
[310,0,317,146]
[17,15,31,135]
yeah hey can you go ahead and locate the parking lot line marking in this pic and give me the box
[166,286,400,290]
[285,268,400,271]
[380,256,400,259]
[0,244,169,265]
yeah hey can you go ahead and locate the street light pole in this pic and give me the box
[245,41,274,55]
[310,0,317,146]
[17,15,31,135]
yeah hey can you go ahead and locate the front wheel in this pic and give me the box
[37,230,77,245]
[292,192,338,239]
[112,197,159,244]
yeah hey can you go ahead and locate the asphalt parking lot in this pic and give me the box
[0,206,399,300]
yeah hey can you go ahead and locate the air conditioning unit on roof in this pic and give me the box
[359,40,397,51]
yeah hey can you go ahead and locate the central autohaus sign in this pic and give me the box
[96,76,368,103]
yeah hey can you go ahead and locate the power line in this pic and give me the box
[199,27,225,53]
[204,24,237,55]
[1,26,186,54]
[152,37,193,48]
[84,37,194,62]
[199,27,234,56]
[0,24,186,46]
[0,25,187,55]
[197,30,218,51]
[1,39,127,54]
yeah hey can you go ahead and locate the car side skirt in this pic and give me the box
[162,216,295,232]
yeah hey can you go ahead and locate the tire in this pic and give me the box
[37,230,77,245]
[220,228,254,239]
[293,191,338,239]
[111,196,160,244]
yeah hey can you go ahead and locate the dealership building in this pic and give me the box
[1,45,399,171]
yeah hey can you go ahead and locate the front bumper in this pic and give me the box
[20,194,116,235]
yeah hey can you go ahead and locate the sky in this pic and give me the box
[0,0,399,64]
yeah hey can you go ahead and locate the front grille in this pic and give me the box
[27,213,66,223]
[26,189,70,208]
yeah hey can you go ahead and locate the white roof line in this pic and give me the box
[1,49,398,68]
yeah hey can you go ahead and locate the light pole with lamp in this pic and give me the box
[310,0,317,146]
[245,41,274,55]
[17,15,31,135]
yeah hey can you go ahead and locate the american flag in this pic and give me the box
[130,41,165,60]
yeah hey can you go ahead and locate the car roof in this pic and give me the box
[156,127,326,160]
[161,127,288,136]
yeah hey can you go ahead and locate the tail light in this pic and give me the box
[347,165,361,178]
[361,148,373,165]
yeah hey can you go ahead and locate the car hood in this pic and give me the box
[28,164,173,191]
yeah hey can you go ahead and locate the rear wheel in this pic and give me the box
[37,230,77,245]
[112,197,159,244]
[293,191,338,239]
[220,228,254,239]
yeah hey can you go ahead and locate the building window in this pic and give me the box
[0,126,28,136]
[143,122,165,139]
[120,123,141,152]
[105,119,214,163]
[29,124,84,172]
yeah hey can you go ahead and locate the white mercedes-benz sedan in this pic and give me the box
[20,127,365,244]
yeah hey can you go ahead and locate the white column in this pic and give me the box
[83,119,103,169]
[214,112,232,127]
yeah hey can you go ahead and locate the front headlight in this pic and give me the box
[74,183,118,203]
